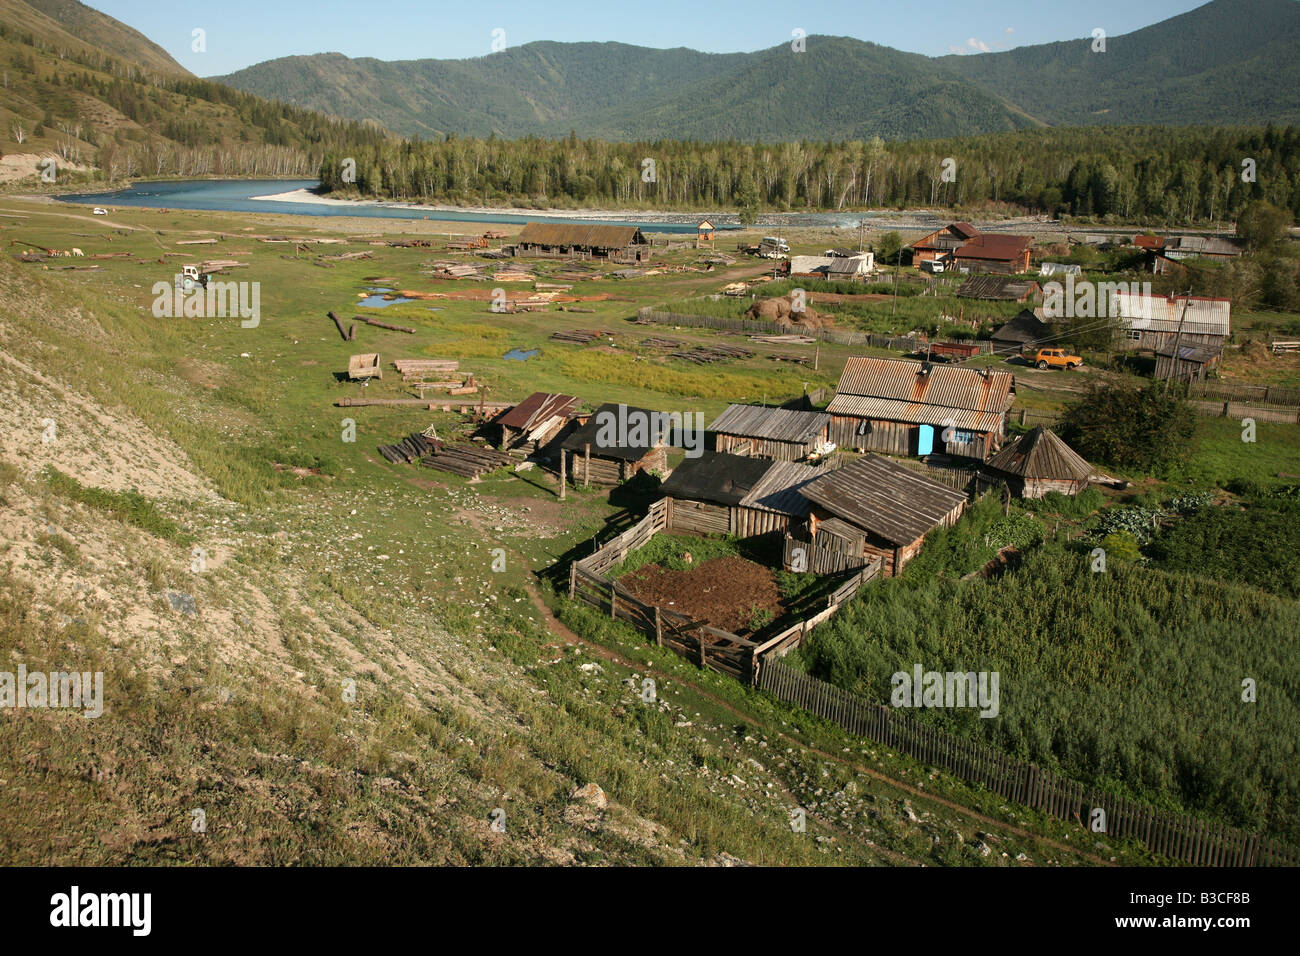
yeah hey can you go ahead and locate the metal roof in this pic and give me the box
[497,392,581,430]
[835,358,1014,414]
[789,255,835,274]
[954,233,1033,262]
[799,453,967,546]
[985,427,1091,481]
[827,255,872,275]
[709,404,830,443]
[825,395,1006,432]
[1112,292,1231,335]
[516,222,646,249]
[561,402,667,459]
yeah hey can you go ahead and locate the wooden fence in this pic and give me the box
[757,658,1298,867]
[1190,400,1300,425]
[750,559,883,667]
[1189,381,1300,407]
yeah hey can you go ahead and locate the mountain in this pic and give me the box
[0,0,387,182]
[22,0,189,75]
[213,0,1300,142]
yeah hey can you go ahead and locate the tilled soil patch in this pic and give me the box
[620,555,784,636]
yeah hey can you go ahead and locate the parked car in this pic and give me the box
[920,260,945,274]
[1031,348,1083,370]
[92,207,108,215]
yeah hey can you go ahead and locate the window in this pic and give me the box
[1127,330,1142,341]
[951,429,976,445]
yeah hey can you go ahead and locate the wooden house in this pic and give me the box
[709,404,831,462]
[513,223,650,262]
[827,358,1015,460]
[559,402,669,488]
[494,392,582,455]
[1112,292,1231,353]
[990,309,1051,355]
[911,222,980,268]
[952,233,1034,275]
[1155,344,1222,383]
[795,454,967,577]
[660,452,821,538]
[984,426,1091,499]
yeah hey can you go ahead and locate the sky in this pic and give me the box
[87,0,1211,76]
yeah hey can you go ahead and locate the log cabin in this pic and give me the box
[709,404,831,462]
[559,402,670,487]
[795,453,967,577]
[660,452,821,538]
[827,357,1015,460]
[512,222,651,262]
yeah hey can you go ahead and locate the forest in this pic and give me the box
[317,125,1300,224]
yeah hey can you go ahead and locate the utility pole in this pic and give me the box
[1163,288,1193,395]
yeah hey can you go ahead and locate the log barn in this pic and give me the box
[827,357,1015,460]
[1154,343,1222,383]
[512,222,651,262]
[796,453,967,577]
[983,426,1091,499]
[952,233,1034,275]
[660,452,821,537]
[494,392,583,455]
[911,222,980,268]
[990,309,1051,355]
[559,402,669,487]
[709,404,831,462]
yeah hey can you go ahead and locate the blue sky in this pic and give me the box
[89,0,1211,76]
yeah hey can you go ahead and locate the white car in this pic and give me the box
[93,207,108,215]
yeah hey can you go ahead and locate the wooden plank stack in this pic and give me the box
[669,343,755,364]
[550,329,608,344]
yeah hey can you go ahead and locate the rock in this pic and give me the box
[974,842,992,858]
[901,799,920,823]
[570,783,607,809]
[162,590,197,616]
[578,662,603,674]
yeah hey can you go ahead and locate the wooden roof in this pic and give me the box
[497,392,581,430]
[660,452,771,507]
[516,222,645,249]
[956,274,1040,300]
[800,454,967,546]
[834,358,1014,414]
[561,402,666,459]
[991,309,1051,344]
[709,404,830,443]
[985,427,1090,481]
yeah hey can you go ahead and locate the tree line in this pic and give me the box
[317,126,1300,224]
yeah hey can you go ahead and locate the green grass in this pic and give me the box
[43,466,185,541]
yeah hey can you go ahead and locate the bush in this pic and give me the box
[1058,383,1197,473]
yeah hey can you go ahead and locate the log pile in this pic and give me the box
[669,344,755,364]
[377,432,443,463]
[421,443,514,478]
[639,337,683,349]
[550,329,608,344]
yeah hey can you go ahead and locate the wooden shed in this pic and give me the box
[796,453,967,577]
[1154,344,1222,383]
[513,222,650,262]
[660,452,820,538]
[1112,292,1230,353]
[494,392,582,455]
[984,426,1091,499]
[827,357,1014,460]
[559,402,669,488]
[709,404,831,461]
[990,309,1051,356]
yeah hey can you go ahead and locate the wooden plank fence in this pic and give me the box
[1189,381,1300,407]
[757,658,1298,867]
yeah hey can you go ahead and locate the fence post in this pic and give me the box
[653,606,663,647]
[569,562,577,599]
[698,631,707,668]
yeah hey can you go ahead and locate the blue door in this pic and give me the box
[917,424,934,455]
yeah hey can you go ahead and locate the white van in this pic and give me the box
[93,207,108,215]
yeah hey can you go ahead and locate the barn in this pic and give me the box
[1112,292,1231,353]
[952,234,1034,275]
[660,452,820,537]
[827,358,1015,460]
[795,454,967,577]
[984,426,1091,499]
[911,222,981,268]
[559,402,669,488]
[990,309,1052,355]
[494,392,582,455]
[709,404,831,462]
[513,222,651,262]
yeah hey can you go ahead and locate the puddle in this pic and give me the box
[358,289,412,308]
[503,348,540,362]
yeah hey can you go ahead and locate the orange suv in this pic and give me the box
[1032,348,1083,370]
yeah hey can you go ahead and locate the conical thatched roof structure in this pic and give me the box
[985,427,1091,498]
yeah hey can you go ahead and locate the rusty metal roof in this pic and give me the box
[835,358,1014,414]
[985,426,1091,481]
[709,404,830,443]
[497,392,581,430]
[800,453,967,546]
[516,222,645,249]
